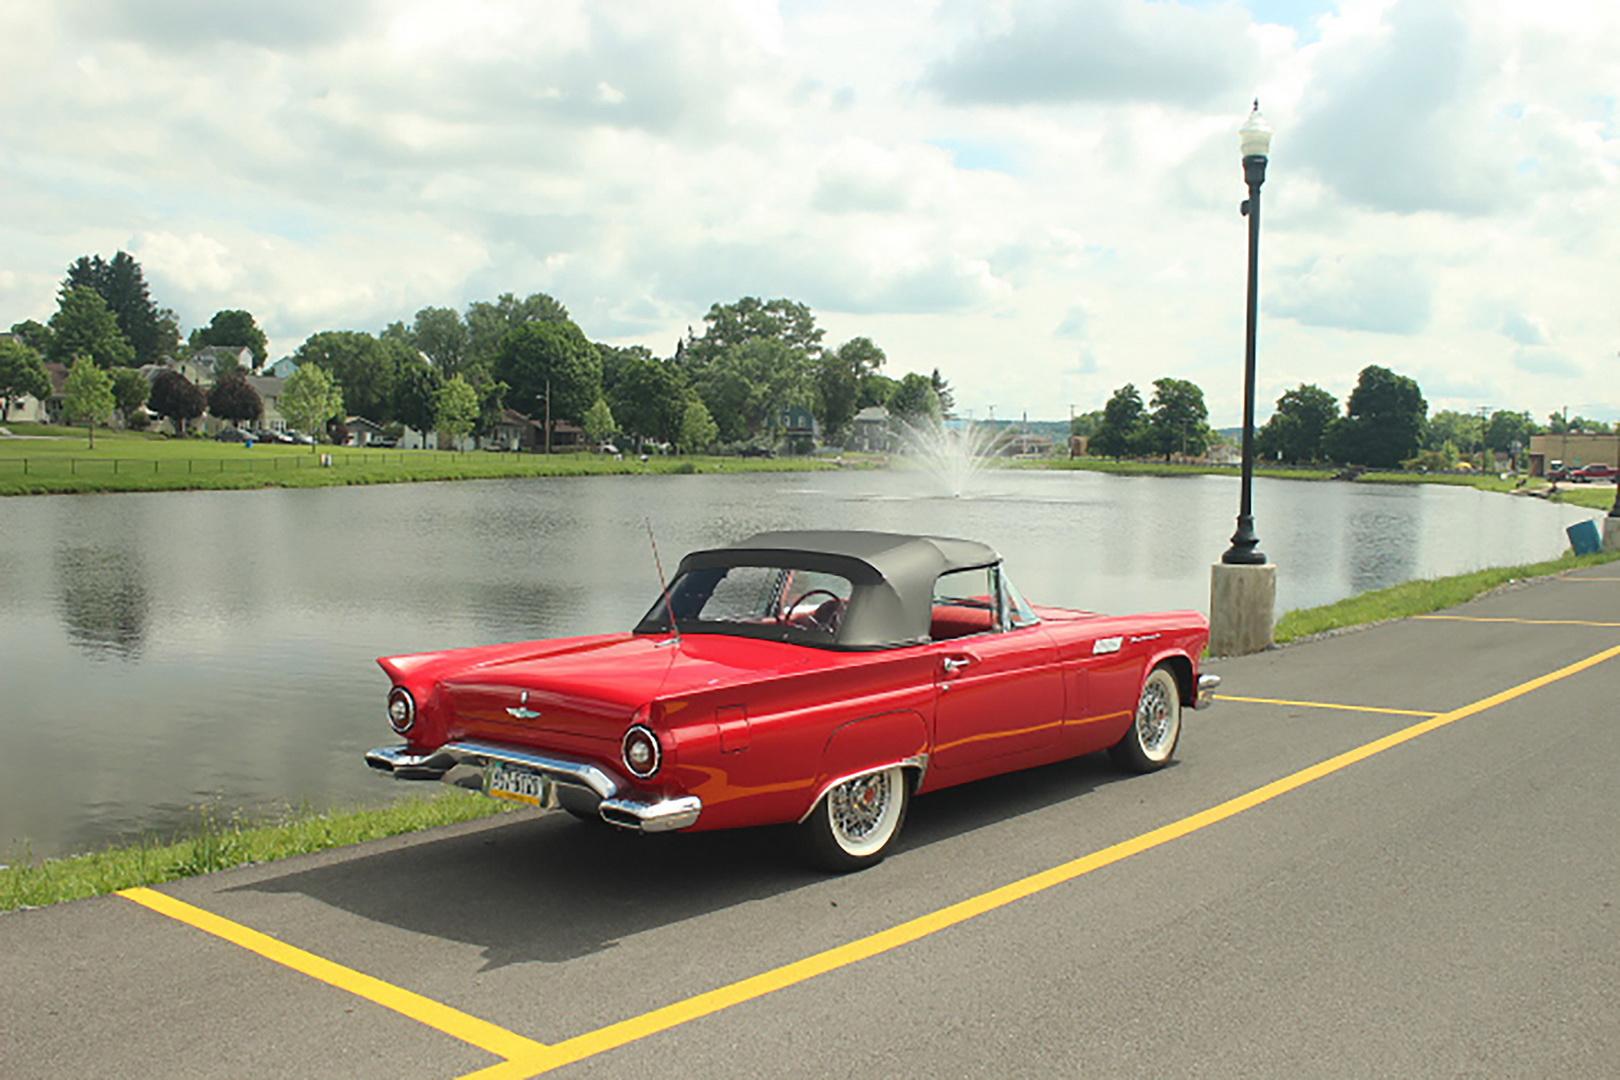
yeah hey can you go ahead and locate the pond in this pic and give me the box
[0,467,1588,858]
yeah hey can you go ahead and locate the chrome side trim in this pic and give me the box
[599,795,703,833]
[1194,673,1221,710]
[365,740,620,800]
[796,753,929,824]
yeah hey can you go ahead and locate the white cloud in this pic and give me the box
[0,0,1615,427]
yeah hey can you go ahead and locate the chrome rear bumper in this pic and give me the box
[365,740,701,833]
[1193,673,1221,710]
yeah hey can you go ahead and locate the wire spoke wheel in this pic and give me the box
[1111,665,1182,773]
[802,765,909,871]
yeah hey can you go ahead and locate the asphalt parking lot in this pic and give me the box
[4,566,1619,1079]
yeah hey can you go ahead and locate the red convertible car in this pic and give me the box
[366,531,1217,870]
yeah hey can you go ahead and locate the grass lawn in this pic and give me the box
[0,791,510,912]
[1274,547,1620,643]
[0,422,852,495]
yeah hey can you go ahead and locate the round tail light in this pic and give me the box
[622,724,661,778]
[387,687,416,734]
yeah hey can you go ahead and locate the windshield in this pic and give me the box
[637,564,856,643]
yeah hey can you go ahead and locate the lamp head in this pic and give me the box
[1239,99,1273,159]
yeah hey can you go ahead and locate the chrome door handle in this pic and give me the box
[942,657,972,674]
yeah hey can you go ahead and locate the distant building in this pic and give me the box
[1529,432,1620,477]
[266,356,299,379]
[341,416,386,446]
[850,405,892,452]
[777,403,818,455]
[177,346,253,388]
[3,360,67,424]
[244,374,287,432]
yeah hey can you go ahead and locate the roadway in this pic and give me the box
[4,566,1619,1078]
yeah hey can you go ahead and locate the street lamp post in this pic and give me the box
[1221,100,1273,566]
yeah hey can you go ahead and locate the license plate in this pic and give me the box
[484,761,551,807]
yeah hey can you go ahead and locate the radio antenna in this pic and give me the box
[645,518,681,645]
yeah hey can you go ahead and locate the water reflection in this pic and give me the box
[0,469,1585,859]
[54,543,151,659]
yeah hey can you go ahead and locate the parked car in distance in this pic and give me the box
[1571,463,1617,483]
[366,530,1218,871]
[215,428,251,443]
[738,445,776,458]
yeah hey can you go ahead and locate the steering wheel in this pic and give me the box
[782,589,844,631]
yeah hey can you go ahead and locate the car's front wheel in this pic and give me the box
[1111,664,1182,773]
[800,766,909,872]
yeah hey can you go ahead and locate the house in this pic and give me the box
[850,405,892,453]
[2,358,66,424]
[777,403,818,455]
[267,356,299,379]
[245,374,287,432]
[341,416,386,446]
[177,346,253,388]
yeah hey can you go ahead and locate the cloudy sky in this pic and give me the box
[3,0,1616,425]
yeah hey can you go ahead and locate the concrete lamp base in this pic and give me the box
[1210,562,1277,657]
[1604,516,1620,553]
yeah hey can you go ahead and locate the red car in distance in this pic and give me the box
[366,531,1218,870]
[1570,463,1617,483]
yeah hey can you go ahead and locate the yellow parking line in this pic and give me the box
[1214,694,1439,718]
[1414,614,1620,628]
[465,642,1620,1079]
[118,887,548,1063]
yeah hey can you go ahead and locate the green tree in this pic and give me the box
[410,306,471,377]
[148,370,205,435]
[1424,410,1484,455]
[929,367,956,413]
[858,372,898,409]
[189,310,269,369]
[1069,409,1106,439]
[605,351,686,445]
[465,292,572,377]
[1093,383,1148,459]
[887,372,942,425]
[293,330,399,421]
[583,398,616,445]
[48,287,135,368]
[692,337,814,443]
[9,319,53,355]
[1147,377,1209,459]
[815,337,886,440]
[1484,410,1536,460]
[392,356,443,436]
[207,370,263,427]
[1256,383,1338,463]
[434,375,480,445]
[1321,365,1428,468]
[0,338,51,422]
[62,357,115,447]
[681,296,824,373]
[678,397,719,452]
[110,367,149,423]
[63,252,173,365]
[280,363,345,446]
[494,320,602,425]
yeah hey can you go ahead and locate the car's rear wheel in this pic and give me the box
[1111,664,1182,773]
[800,766,909,872]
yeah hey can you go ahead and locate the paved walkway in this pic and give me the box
[5,566,1619,1078]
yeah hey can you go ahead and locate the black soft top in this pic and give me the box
[662,530,1001,648]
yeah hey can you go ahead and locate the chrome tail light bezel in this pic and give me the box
[387,686,416,734]
[621,724,662,779]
